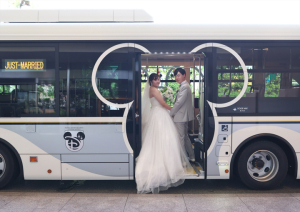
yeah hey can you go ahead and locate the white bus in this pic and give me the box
[0,10,299,189]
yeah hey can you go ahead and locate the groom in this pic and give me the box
[170,68,195,162]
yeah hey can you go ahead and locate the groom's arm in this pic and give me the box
[170,85,188,117]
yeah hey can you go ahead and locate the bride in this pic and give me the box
[135,73,192,194]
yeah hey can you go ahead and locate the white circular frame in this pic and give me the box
[91,43,150,109]
[190,43,248,108]
[92,43,248,110]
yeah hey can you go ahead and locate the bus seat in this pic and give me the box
[246,93,255,97]
[246,90,259,97]
[259,88,265,97]
[287,88,300,97]
[279,88,300,97]
[279,89,285,97]
[291,88,300,97]
[0,93,12,103]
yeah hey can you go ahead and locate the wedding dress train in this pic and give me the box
[135,94,192,194]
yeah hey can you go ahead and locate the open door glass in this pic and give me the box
[191,54,206,175]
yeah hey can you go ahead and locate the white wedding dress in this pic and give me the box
[135,83,192,194]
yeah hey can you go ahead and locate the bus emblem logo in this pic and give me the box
[63,131,85,152]
[221,125,228,132]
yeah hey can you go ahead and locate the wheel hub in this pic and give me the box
[247,150,279,182]
[252,158,265,170]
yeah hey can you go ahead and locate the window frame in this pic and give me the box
[0,43,59,117]
[1,40,300,117]
[213,43,300,116]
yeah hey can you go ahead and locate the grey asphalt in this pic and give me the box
[0,174,300,211]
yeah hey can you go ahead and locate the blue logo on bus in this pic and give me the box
[221,125,228,132]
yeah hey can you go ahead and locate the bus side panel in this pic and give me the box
[231,116,300,178]
[232,117,300,153]
[61,153,130,180]
[0,121,133,180]
[206,116,232,179]
[61,163,129,180]
[21,154,61,180]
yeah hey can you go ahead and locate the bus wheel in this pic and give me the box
[237,140,288,189]
[0,144,17,189]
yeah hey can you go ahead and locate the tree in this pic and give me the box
[7,0,31,8]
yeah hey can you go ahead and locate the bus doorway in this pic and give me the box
[140,53,207,179]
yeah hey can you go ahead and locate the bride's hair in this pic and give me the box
[148,73,159,86]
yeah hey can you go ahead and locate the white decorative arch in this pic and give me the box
[91,43,150,154]
[190,43,248,115]
[191,43,249,159]
[91,43,150,109]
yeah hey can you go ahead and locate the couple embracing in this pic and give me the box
[135,68,195,194]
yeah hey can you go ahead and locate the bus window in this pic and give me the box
[216,47,253,70]
[216,46,300,70]
[59,52,100,117]
[0,85,15,103]
[218,73,253,98]
[59,50,136,117]
[216,71,300,115]
[256,47,299,70]
[0,47,56,117]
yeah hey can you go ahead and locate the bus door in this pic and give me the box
[126,52,142,159]
[193,53,215,180]
[126,53,141,158]
[188,54,207,178]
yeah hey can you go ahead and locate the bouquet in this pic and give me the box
[161,86,175,103]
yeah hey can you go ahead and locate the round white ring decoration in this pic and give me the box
[92,42,247,110]
[91,43,150,109]
[191,43,248,109]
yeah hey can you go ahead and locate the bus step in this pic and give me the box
[191,162,201,176]
[189,134,198,144]
[196,160,204,171]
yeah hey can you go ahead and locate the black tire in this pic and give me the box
[237,140,288,189]
[0,143,17,189]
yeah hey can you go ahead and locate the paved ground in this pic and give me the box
[1,174,300,211]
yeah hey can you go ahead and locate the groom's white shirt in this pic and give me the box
[170,80,194,122]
